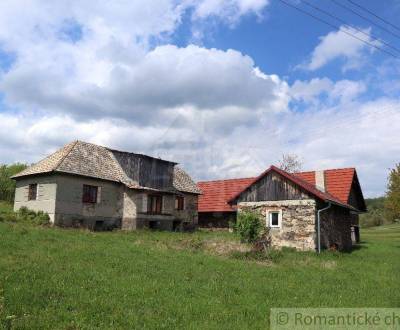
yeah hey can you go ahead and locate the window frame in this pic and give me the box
[82,184,98,204]
[268,210,282,228]
[28,183,38,201]
[147,194,163,215]
[175,195,185,211]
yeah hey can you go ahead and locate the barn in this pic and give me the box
[198,165,366,251]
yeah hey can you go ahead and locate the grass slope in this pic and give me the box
[0,223,399,329]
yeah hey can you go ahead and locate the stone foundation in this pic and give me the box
[238,200,316,251]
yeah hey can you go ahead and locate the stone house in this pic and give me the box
[200,165,366,251]
[12,141,201,231]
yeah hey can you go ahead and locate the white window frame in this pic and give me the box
[267,210,282,228]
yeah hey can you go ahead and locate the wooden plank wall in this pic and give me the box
[236,172,312,202]
[111,151,174,190]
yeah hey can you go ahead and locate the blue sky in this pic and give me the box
[0,0,399,197]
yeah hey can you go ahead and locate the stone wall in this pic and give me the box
[122,191,198,231]
[172,193,198,225]
[238,200,317,251]
[319,204,352,251]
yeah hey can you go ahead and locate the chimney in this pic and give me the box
[315,170,326,192]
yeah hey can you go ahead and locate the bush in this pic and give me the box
[0,212,17,222]
[235,211,263,243]
[0,206,51,226]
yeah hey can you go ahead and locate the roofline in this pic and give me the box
[295,167,356,174]
[351,169,367,212]
[106,147,178,165]
[197,177,255,184]
[228,165,355,210]
[12,170,123,184]
[175,190,202,195]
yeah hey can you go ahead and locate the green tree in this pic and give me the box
[385,163,400,223]
[0,163,27,202]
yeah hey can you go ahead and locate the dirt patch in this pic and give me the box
[321,260,337,269]
[203,239,251,256]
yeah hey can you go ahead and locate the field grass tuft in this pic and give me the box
[0,222,399,329]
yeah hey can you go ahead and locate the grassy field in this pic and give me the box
[0,214,399,329]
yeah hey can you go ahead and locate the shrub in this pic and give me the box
[235,211,263,243]
[0,212,17,222]
[1,207,52,226]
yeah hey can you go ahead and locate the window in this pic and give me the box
[28,184,38,201]
[82,185,98,203]
[268,211,281,228]
[175,196,184,211]
[147,195,163,214]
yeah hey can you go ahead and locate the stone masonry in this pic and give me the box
[238,200,317,251]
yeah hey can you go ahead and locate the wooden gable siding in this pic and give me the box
[111,151,174,190]
[347,177,366,211]
[236,172,312,203]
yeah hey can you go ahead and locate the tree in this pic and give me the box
[277,154,303,173]
[385,163,400,223]
[0,163,27,202]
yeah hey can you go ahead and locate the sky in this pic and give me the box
[0,0,399,197]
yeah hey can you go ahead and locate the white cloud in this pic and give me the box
[0,0,398,199]
[302,26,379,71]
[192,0,268,22]
[291,78,366,105]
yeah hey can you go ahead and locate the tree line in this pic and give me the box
[0,163,27,202]
[360,163,400,227]
[0,161,399,227]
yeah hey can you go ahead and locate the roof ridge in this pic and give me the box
[198,177,255,184]
[53,140,79,171]
[296,167,355,174]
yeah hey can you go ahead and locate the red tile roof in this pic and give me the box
[294,168,355,205]
[198,177,254,212]
[198,166,361,212]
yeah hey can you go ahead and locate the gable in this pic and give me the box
[347,173,367,211]
[111,150,175,190]
[295,168,366,211]
[234,171,313,203]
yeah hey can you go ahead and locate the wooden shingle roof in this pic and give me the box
[12,141,200,194]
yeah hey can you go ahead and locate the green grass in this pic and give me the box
[0,222,399,329]
[0,201,12,214]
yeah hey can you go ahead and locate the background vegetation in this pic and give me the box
[0,163,27,202]
[360,163,400,227]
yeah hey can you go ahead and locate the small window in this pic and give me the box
[268,211,281,228]
[175,196,184,211]
[82,185,98,204]
[28,184,38,201]
[147,195,163,214]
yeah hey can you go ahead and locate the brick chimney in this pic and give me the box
[315,170,326,192]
